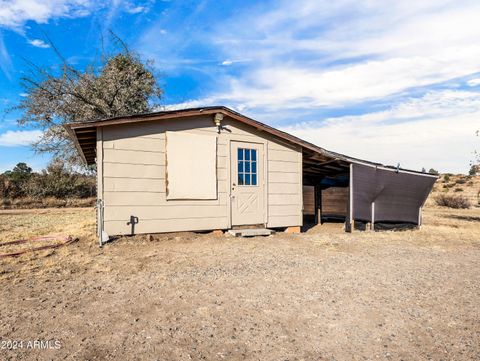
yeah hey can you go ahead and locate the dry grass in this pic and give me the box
[0,207,95,242]
[1,205,479,276]
[0,205,479,360]
[428,174,480,207]
[1,196,96,209]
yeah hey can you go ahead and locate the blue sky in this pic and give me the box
[0,0,479,173]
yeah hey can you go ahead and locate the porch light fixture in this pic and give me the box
[214,113,224,133]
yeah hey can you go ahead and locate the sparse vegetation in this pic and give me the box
[1,160,95,209]
[428,168,439,175]
[435,194,471,209]
[469,164,478,176]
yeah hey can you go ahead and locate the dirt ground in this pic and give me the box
[0,206,479,360]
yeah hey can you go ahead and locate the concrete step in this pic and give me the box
[228,228,275,237]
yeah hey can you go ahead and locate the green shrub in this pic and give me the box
[454,188,463,192]
[444,174,451,182]
[469,165,478,176]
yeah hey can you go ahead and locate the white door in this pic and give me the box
[230,141,265,226]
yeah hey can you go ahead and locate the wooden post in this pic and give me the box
[314,185,322,225]
[318,186,322,224]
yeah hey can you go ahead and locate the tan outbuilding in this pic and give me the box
[66,106,437,244]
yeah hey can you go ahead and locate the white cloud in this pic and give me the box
[161,98,221,110]
[214,49,480,109]
[28,38,50,48]
[467,78,480,87]
[282,90,480,174]
[0,130,42,147]
[125,0,153,14]
[126,6,146,14]
[0,0,96,30]
[140,1,480,173]
[203,0,480,109]
[0,32,12,79]
[221,59,250,66]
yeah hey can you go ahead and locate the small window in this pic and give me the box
[238,148,257,186]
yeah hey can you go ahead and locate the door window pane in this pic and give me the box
[237,147,258,187]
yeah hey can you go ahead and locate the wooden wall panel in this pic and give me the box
[303,186,315,215]
[321,187,349,216]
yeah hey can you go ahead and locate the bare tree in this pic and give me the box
[11,33,162,166]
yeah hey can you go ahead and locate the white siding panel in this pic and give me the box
[268,160,299,172]
[104,177,165,192]
[268,194,301,205]
[269,183,300,194]
[266,138,302,228]
[269,205,300,217]
[268,149,300,162]
[105,137,165,152]
[104,191,228,206]
[268,172,300,184]
[217,168,228,181]
[105,217,229,235]
[104,204,227,221]
[104,148,165,165]
[103,162,165,179]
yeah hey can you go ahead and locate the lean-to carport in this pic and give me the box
[301,145,437,231]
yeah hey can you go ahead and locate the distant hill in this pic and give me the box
[427,174,480,207]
